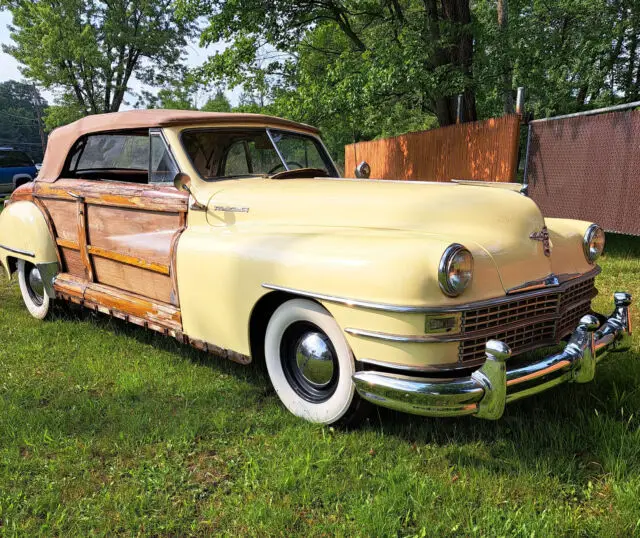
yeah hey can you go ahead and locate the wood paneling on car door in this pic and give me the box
[34,179,188,307]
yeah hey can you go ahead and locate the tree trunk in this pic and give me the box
[427,0,477,126]
[497,0,514,114]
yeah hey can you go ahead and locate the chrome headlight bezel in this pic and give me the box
[583,224,605,264]
[438,244,474,297]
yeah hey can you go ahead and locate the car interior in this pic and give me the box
[60,127,335,185]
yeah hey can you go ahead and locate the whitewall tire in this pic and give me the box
[17,259,52,320]
[264,298,363,424]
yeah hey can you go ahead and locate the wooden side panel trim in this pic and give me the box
[54,272,181,332]
[35,180,188,212]
[76,197,94,281]
[88,245,170,275]
[56,237,171,275]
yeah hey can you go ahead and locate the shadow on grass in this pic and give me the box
[604,232,640,258]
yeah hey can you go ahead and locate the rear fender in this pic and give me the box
[0,201,59,296]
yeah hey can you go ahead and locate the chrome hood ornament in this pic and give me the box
[530,226,552,257]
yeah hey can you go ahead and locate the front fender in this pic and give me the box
[176,225,504,358]
[0,201,58,276]
[545,218,594,275]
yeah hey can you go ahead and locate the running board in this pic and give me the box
[54,272,182,335]
[53,273,251,365]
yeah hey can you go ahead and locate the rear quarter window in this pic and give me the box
[0,150,34,168]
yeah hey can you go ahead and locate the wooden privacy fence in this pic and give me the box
[344,115,521,182]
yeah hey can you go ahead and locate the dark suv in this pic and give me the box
[0,147,37,195]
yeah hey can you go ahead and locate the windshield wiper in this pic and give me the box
[205,173,268,180]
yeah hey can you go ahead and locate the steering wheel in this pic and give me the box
[268,161,304,174]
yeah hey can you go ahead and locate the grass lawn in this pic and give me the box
[1,234,640,536]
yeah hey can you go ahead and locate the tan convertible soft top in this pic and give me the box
[38,109,320,182]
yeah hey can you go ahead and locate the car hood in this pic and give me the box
[204,177,553,293]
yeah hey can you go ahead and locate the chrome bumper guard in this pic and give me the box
[352,292,633,419]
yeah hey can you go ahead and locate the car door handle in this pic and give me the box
[67,191,85,201]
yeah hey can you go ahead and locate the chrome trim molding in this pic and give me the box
[262,267,601,314]
[505,271,582,294]
[356,357,474,374]
[583,224,604,264]
[352,293,632,419]
[265,128,290,172]
[213,205,250,213]
[0,243,35,258]
[529,226,551,257]
[346,327,462,343]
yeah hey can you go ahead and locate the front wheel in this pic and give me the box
[264,298,365,424]
[17,259,52,319]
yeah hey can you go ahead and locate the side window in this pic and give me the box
[64,131,150,183]
[149,131,179,183]
[75,134,148,170]
[223,141,249,175]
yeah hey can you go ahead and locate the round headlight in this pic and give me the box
[439,244,474,297]
[583,224,605,264]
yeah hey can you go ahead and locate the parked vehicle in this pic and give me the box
[0,147,37,194]
[0,110,632,424]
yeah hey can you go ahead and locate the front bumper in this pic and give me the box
[352,292,633,419]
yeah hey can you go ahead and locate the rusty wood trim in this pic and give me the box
[186,337,252,365]
[54,272,181,332]
[55,239,170,274]
[10,182,35,202]
[168,211,187,307]
[56,238,79,250]
[32,196,63,267]
[75,196,94,281]
[87,245,170,275]
[34,180,189,213]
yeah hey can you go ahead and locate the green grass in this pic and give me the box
[1,236,640,536]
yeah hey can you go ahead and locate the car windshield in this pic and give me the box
[181,128,337,180]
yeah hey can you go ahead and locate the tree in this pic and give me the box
[0,80,47,161]
[178,0,477,127]
[2,0,197,115]
[201,90,232,112]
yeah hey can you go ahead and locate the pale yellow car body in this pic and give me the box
[166,123,594,370]
[1,120,595,373]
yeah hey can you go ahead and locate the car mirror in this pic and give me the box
[355,161,371,179]
[173,172,192,193]
[173,172,206,211]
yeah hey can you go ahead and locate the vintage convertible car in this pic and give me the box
[0,110,632,424]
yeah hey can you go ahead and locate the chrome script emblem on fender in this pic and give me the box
[530,226,552,257]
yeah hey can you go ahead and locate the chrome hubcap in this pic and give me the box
[280,322,340,403]
[27,266,44,304]
[295,332,335,387]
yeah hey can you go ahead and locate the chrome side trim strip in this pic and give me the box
[262,267,601,314]
[0,244,35,258]
[265,129,290,171]
[346,327,462,343]
[356,357,475,374]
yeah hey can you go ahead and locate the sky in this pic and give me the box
[0,9,241,109]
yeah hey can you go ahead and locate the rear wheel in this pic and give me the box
[264,298,365,424]
[17,259,52,319]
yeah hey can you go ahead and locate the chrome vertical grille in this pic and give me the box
[459,276,597,363]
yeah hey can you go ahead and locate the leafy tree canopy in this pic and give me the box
[1,0,197,115]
